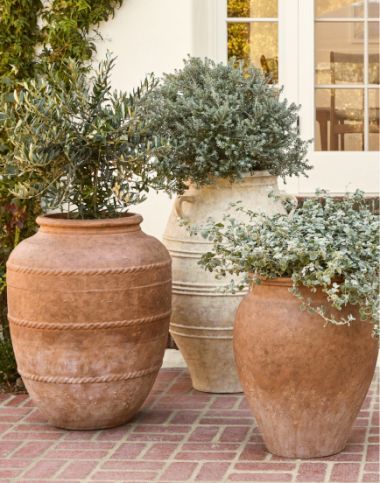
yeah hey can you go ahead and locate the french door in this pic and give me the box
[217,0,380,193]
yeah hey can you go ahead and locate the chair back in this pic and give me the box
[330,51,363,84]
[260,55,278,84]
[369,53,380,84]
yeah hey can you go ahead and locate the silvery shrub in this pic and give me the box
[143,57,311,193]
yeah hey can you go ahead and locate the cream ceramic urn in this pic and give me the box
[163,172,287,393]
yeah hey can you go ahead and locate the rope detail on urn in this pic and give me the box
[6,260,171,276]
[170,322,233,331]
[18,364,162,384]
[169,330,233,340]
[8,310,171,331]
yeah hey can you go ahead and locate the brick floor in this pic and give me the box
[0,368,378,482]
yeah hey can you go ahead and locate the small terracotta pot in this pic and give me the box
[7,214,171,430]
[234,278,378,458]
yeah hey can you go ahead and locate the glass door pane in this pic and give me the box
[314,0,380,151]
[228,0,278,18]
[227,1,278,83]
[227,22,278,81]
[368,21,379,83]
[369,89,380,150]
[316,0,364,18]
[315,22,364,84]
[368,0,380,17]
[315,88,364,150]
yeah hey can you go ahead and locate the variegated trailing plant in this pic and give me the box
[188,191,380,336]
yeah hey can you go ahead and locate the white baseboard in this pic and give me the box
[162,349,187,368]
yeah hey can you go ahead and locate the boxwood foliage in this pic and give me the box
[143,57,311,194]
[192,191,380,336]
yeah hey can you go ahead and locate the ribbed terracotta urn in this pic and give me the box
[234,278,378,458]
[7,214,171,430]
[164,172,286,393]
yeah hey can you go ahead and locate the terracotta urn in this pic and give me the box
[164,172,286,393]
[7,214,171,430]
[234,278,378,458]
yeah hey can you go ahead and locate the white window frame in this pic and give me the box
[210,0,379,193]
[299,0,379,193]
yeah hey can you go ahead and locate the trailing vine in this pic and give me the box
[0,0,124,385]
[41,1,123,64]
[0,1,43,88]
[0,0,123,89]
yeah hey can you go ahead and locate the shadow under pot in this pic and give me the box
[6,213,171,430]
[233,278,378,459]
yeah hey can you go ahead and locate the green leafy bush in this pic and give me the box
[2,56,168,219]
[143,57,311,193]
[0,186,40,314]
[193,191,380,335]
[0,338,18,385]
[0,174,40,385]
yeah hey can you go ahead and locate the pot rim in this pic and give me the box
[36,212,143,230]
[185,170,277,189]
[221,170,277,183]
[253,276,293,287]
[212,170,275,181]
[253,275,344,288]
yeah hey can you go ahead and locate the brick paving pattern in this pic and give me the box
[0,368,378,482]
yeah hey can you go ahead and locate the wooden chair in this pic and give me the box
[329,51,380,150]
[260,54,278,84]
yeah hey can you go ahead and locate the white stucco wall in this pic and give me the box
[95,0,223,240]
[95,0,192,239]
[95,0,194,92]
[97,0,192,238]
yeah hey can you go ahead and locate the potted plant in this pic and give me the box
[143,57,310,393]
[3,56,172,430]
[197,191,379,458]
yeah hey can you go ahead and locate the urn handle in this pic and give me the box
[174,195,195,219]
[280,192,298,215]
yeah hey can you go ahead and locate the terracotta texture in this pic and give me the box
[7,214,171,430]
[164,173,286,393]
[234,278,378,458]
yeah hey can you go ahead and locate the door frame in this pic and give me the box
[298,0,379,193]
[207,0,379,193]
